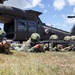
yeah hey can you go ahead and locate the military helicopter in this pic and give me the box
[0,0,69,42]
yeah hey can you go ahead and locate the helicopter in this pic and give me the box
[0,0,69,42]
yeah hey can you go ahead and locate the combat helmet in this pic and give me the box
[0,30,6,39]
[50,34,59,40]
[31,33,40,41]
[70,35,75,41]
[64,36,71,41]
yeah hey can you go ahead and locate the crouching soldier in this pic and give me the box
[0,30,10,54]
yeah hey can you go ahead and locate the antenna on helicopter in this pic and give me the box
[0,0,8,4]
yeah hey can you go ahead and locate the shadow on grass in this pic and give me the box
[8,51,13,55]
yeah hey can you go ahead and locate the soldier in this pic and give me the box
[64,36,71,41]
[70,35,75,51]
[70,35,75,41]
[0,29,10,54]
[49,34,61,51]
[25,33,45,52]
[44,34,60,51]
[60,36,71,52]
[50,34,59,40]
[14,33,45,52]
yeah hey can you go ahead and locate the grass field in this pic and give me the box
[0,50,75,75]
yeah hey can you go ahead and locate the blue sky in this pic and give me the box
[1,0,75,32]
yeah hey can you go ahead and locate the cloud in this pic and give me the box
[53,15,56,18]
[61,14,75,24]
[53,0,66,10]
[73,7,75,13]
[43,9,47,13]
[4,0,42,9]
[53,0,75,11]
[62,14,75,24]
[67,0,75,6]
[39,3,45,8]
[66,18,75,24]
[46,23,51,26]
[54,23,67,27]
[47,4,50,7]
[61,14,66,19]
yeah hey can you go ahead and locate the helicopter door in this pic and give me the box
[4,21,15,39]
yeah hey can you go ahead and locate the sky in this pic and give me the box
[0,0,75,32]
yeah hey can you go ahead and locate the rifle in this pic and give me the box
[32,40,68,51]
[31,40,51,51]
[51,40,75,51]
[52,40,69,47]
[32,40,75,51]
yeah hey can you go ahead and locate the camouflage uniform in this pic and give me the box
[60,36,71,52]
[70,35,75,51]
[50,34,61,51]
[14,33,45,52]
[44,34,59,51]
[49,35,70,52]
[25,33,45,52]
[52,44,63,51]
[12,43,25,51]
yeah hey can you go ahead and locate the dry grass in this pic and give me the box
[0,51,75,75]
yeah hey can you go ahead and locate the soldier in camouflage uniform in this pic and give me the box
[44,34,60,51]
[49,34,61,51]
[0,29,10,54]
[14,33,45,52]
[25,33,45,52]
[70,35,75,41]
[60,36,71,52]
[50,34,59,40]
[64,36,71,41]
[70,35,75,51]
